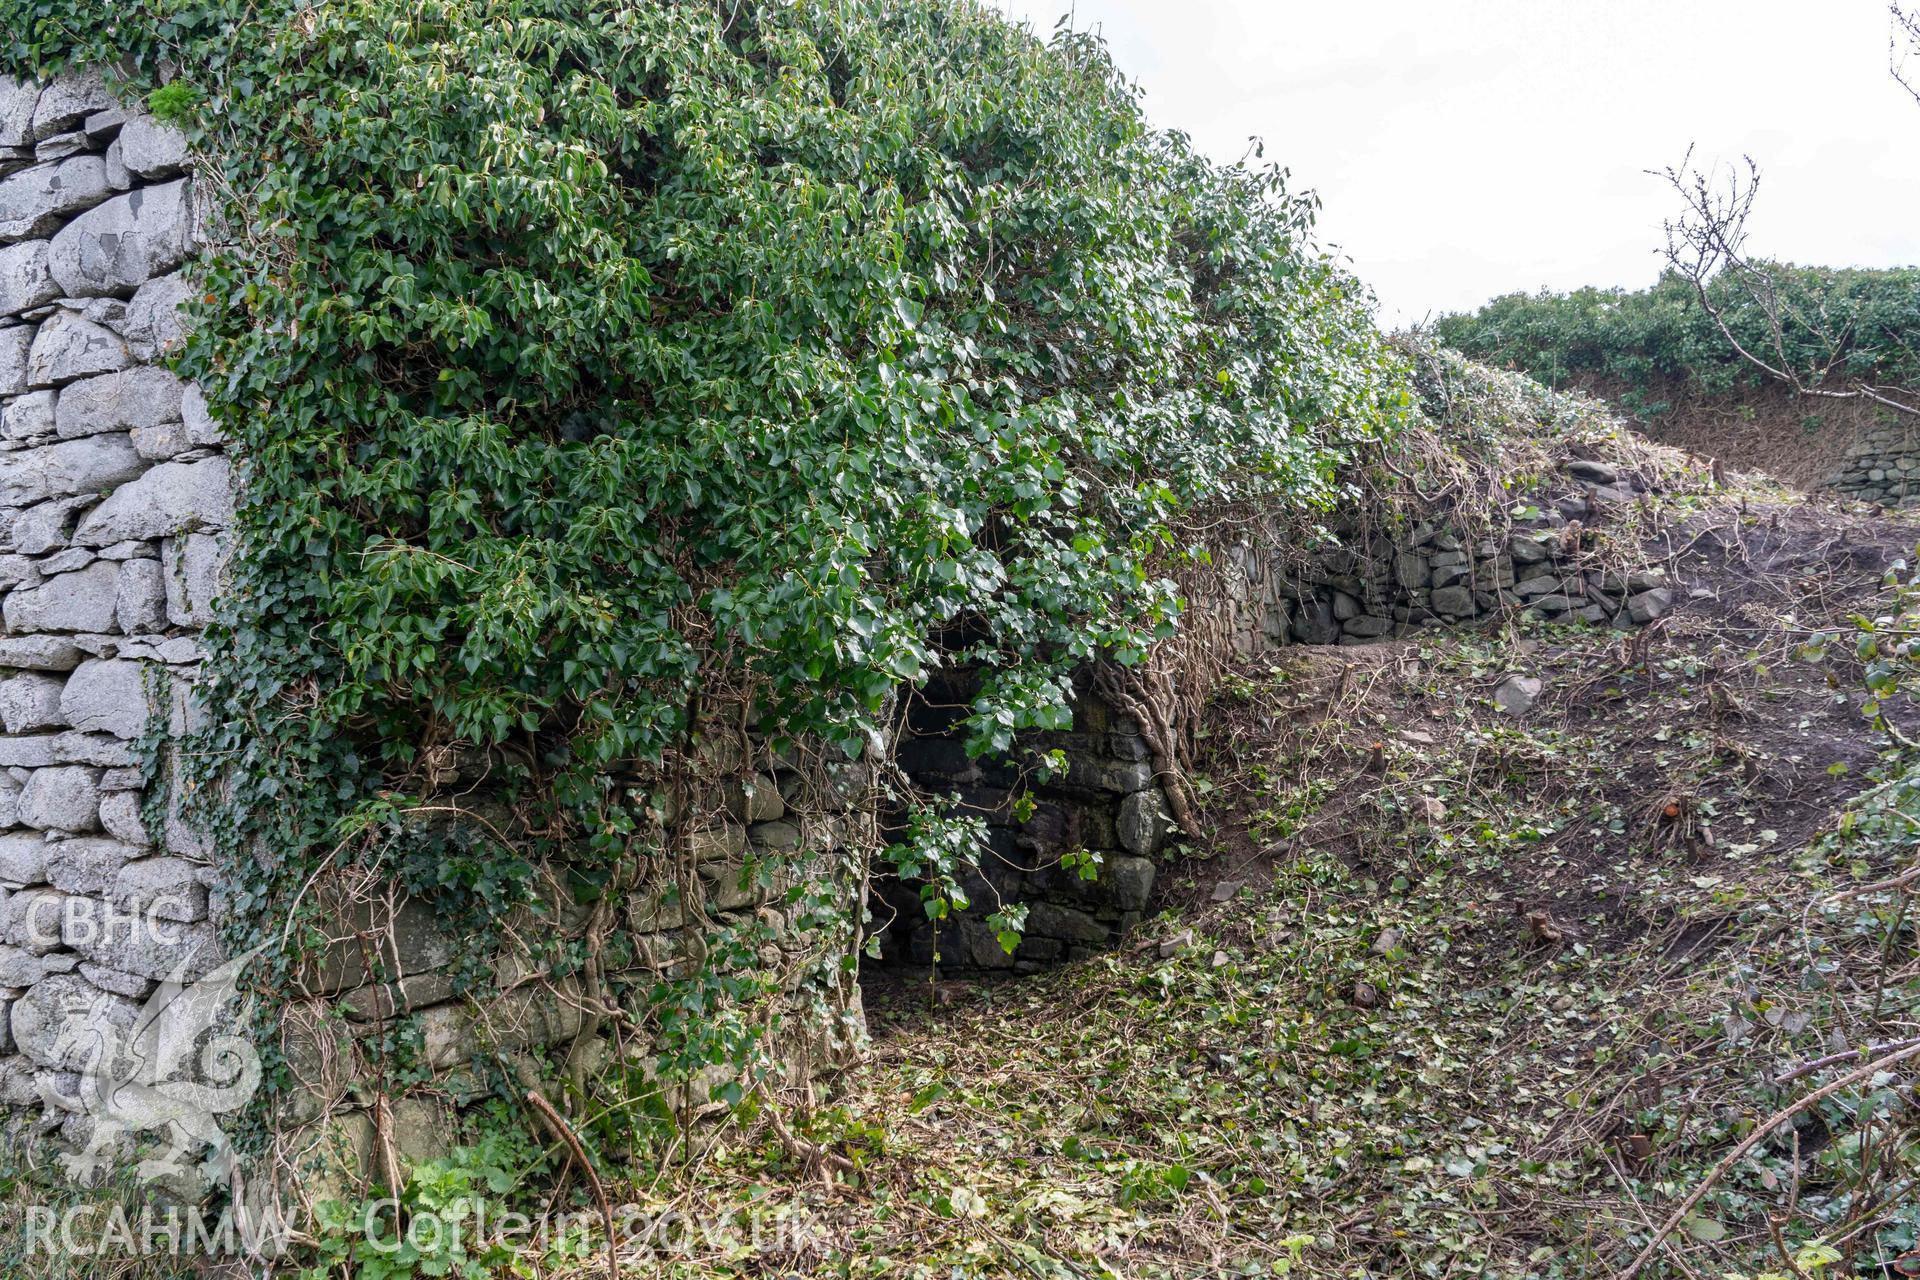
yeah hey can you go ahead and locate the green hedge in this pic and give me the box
[6,0,1407,1087]
[1434,266,1920,417]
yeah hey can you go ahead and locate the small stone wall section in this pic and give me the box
[278,745,877,1198]
[885,672,1166,974]
[0,71,229,1141]
[1830,421,1920,505]
[887,457,1674,973]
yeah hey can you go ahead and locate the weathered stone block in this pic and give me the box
[11,973,140,1071]
[52,731,135,768]
[0,737,57,768]
[0,156,110,240]
[0,388,55,440]
[77,963,156,999]
[1025,901,1110,945]
[727,773,784,822]
[1494,674,1542,715]
[48,179,194,298]
[1627,587,1674,623]
[12,494,88,553]
[16,765,101,831]
[0,944,48,986]
[72,456,231,544]
[416,981,584,1069]
[338,971,456,1024]
[7,886,68,953]
[112,856,207,923]
[95,790,148,846]
[45,836,138,895]
[1117,788,1173,858]
[302,891,455,995]
[129,418,190,460]
[2,561,121,633]
[179,381,223,447]
[0,325,31,396]
[1098,853,1156,911]
[0,636,82,671]
[1290,598,1339,645]
[163,532,225,626]
[27,73,114,143]
[1514,574,1563,599]
[52,366,185,438]
[116,557,167,633]
[1392,551,1431,589]
[0,832,48,884]
[102,137,129,191]
[1626,567,1669,594]
[120,271,193,360]
[0,432,145,505]
[1343,614,1393,638]
[61,898,221,981]
[0,78,38,151]
[167,679,208,738]
[25,310,130,387]
[747,819,802,852]
[117,117,190,179]
[162,767,211,858]
[0,673,66,733]
[37,547,93,576]
[0,240,56,313]
[82,107,127,141]
[686,822,747,862]
[1508,535,1551,564]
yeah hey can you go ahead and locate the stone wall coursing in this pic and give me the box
[277,737,877,1198]
[0,71,872,1202]
[1830,420,1920,505]
[885,456,1673,974]
[1225,457,1674,651]
[0,72,229,1154]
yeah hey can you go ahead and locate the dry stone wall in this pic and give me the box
[0,65,1696,1199]
[0,70,231,1143]
[1232,458,1674,651]
[0,71,878,1201]
[886,456,1673,974]
[1830,420,1920,505]
[276,738,879,1200]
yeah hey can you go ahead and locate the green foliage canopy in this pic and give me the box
[1435,266,1920,414]
[7,0,1403,1016]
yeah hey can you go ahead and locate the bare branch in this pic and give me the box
[1650,148,1920,417]
[1893,3,1920,104]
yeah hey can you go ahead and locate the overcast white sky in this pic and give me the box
[995,0,1920,327]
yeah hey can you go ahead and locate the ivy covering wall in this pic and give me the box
[3,0,1406,1120]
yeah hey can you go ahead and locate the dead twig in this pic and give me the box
[527,1089,620,1280]
[1611,1039,1920,1280]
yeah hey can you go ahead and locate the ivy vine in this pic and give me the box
[3,0,1406,1119]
